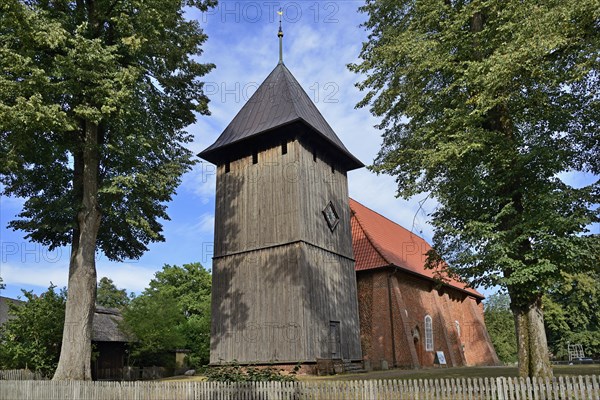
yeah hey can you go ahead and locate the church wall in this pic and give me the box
[356,268,499,370]
[461,298,500,366]
[357,270,397,369]
[357,272,374,366]
[390,270,455,368]
[210,243,306,364]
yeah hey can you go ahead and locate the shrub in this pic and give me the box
[204,361,298,382]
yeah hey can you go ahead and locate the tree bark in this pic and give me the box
[511,296,553,378]
[53,122,101,381]
[481,59,553,378]
[504,194,553,378]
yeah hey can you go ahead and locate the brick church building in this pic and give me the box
[350,198,499,369]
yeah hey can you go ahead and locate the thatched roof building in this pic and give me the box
[0,296,23,325]
[92,306,130,343]
[0,299,130,344]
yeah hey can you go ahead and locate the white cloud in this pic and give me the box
[172,213,215,237]
[96,261,157,293]
[1,262,70,290]
[557,170,598,189]
[181,164,217,203]
[0,258,158,295]
[196,213,215,234]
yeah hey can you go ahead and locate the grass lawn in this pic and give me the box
[298,364,600,382]
[159,375,208,382]
[160,364,599,383]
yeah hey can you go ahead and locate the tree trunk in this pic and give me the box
[511,296,553,378]
[53,122,101,381]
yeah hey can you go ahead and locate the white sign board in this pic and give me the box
[435,351,447,365]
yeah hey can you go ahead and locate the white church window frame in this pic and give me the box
[424,315,434,352]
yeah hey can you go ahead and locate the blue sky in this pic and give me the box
[0,1,597,299]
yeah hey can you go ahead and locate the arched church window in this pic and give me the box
[424,315,433,351]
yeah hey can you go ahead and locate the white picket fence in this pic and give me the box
[0,375,598,400]
[0,370,45,381]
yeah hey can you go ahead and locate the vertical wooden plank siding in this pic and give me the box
[209,139,361,364]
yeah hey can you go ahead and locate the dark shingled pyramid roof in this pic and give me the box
[199,63,363,170]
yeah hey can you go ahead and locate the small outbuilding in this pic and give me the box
[0,296,22,325]
[91,306,130,380]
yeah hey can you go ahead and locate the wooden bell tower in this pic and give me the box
[199,23,363,365]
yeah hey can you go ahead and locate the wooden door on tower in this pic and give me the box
[329,321,341,358]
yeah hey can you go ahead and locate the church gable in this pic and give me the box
[350,198,500,370]
[349,198,482,299]
[350,207,388,271]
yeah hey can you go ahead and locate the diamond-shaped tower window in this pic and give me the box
[323,201,340,232]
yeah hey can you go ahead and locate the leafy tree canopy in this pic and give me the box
[0,0,216,379]
[350,0,599,377]
[0,0,215,260]
[484,292,517,364]
[121,290,186,367]
[544,271,600,359]
[122,263,211,367]
[145,262,211,316]
[0,285,66,377]
[96,277,130,310]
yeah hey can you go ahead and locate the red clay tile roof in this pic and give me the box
[350,198,483,299]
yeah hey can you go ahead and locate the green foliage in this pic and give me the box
[0,0,215,260]
[96,277,130,309]
[350,0,599,302]
[204,362,298,382]
[146,263,212,317]
[180,314,211,368]
[0,285,66,377]
[484,293,517,364]
[121,291,186,367]
[543,271,600,359]
[350,0,599,376]
[121,263,211,367]
[0,0,215,378]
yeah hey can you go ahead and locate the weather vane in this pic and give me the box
[277,8,284,64]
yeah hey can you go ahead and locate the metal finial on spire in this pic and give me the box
[277,8,284,64]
